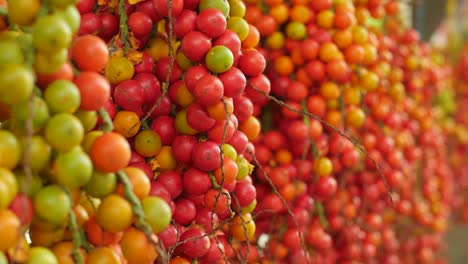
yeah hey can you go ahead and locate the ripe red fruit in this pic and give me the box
[207,119,236,143]
[128,12,153,39]
[71,35,108,72]
[239,49,266,77]
[134,73,161,105]
[184,65,210,92]
[153,0,183,17]
[9,193,34,225]
[283,228,302,250]
[233,95,254,123]
[135,52,155,74]
[219,67,247,98]
[181,31,212,62]
[179,228,211,258]
[200,237,225,262]
[184,0,200,10]
[113,80,145,111]
[334,10,354,30]
[173,9,197,38]
[150,116,176,145]
[193,75,224,106]
[260,194,285,213]
[192,141,222,171]
[155,171,183,199]
[311,0,332,12]
[158,225,179,248]
[234,179,257,208]
[78,13,101,36]
[148,95,172,118]
[186,103,216,131]
[326,59,351,83]
[306,60,326,81]
[314,177,338,201]
[173,198,197,225]
[194,207,219,233]
[76,0,94,14]
[136,0,163,22]
[227,130,249,154]
[74,71,111,111]
[196,8,227,38]
[214,30,242,54]
[155,57,183,83]
[204,188,231,215]
[171,135,197,163]
[149,182,172,203]
[183,168,212,195]
[99,13,119,40]
[245,74,271,104]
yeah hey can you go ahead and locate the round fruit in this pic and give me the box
[120,228,158,264]
[44,80,81,114]
[199,0,230,18]
[26,247,58,264]
[205,45,234,73]
[97,194,133,233]
[54,5,81,34]
[192,141,222,171]
[134,130,162,157]
[71,35,109,72]
[105,56,135,84]
[142,196,172,233]
[10,96,50,134]
[33,185,71,224]
[0,168,18,209]
[90,132,131,173]
[34,48,69,75]
[86,247,120,264]
[44,113,84,152]
[0,64,34,105]
[231,213,255,241]
[0,130,21,169]
[84,171,117,198]
[32,14,72,53]
[0,210,20,251]
[7,0,41,26]
[0,40,24,65]
[53,147,93,188]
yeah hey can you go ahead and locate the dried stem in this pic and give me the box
[248,151,311,264]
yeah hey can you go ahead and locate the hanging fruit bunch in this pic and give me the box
[241,0,456,263]
[0,0,173,263]
[73,0,270,262]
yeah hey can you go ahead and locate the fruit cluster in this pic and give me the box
[76,0,267,262]
[0,0,465,263]
[242,0,456,263]
[449,46,468,223]
[0,0,172,263]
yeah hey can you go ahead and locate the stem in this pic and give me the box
[68,211,85,264]
[316,202,328,228]
[116,171,168,262]
[98,108,114,132]
[118,0,131,54]
[248,81,394,205]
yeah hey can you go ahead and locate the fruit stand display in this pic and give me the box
[0,0,465,264]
